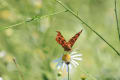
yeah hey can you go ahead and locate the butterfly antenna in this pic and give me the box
[78,29,83,34]
[80,29,83,32]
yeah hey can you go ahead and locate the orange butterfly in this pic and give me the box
[56,30,83,52]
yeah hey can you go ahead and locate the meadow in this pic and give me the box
[0,0,120,80]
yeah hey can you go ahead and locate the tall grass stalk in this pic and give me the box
[56,0,120,56]
[114,0,120,41]
[13,58,24,80]
[0,10,67,31]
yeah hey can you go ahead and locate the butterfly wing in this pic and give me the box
[56,31,67,49]
[68,30,83,47]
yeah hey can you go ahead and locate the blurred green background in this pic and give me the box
[0,0,120,80]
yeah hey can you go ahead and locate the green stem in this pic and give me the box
[114,0,120,41]
[0,10,67,31]
[56,0,120,56]
[13,58,24,80]
[68,64,70,80]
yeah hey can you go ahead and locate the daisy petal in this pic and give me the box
[66,65,69,72]
[53,57,62,62]
[69,64,72,69]
[56,62,63,70]
[71,60,79,66]
[71,60,77,68]
[71,52,77,55]
[73,57,82,61]
[71,54,82,58]
[62,63,65,70]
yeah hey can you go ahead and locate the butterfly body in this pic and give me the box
[56,30,82,52]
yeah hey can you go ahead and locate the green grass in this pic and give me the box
[0,0,120,80]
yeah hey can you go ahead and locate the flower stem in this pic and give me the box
[68,64,70,80]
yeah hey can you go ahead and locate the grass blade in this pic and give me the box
[13,58,24,80]
[114,0,120,41]
[0,10,67,31]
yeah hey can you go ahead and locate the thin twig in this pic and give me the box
[0,10,67,31]
[56,0,120,56]
[114,0,120,41]
[13,58,24,80]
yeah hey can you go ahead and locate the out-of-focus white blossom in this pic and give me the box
[0,77,3,80]
[0,51,6,58]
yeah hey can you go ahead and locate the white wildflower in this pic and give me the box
[54,51,82,71]
[0,51,6,58]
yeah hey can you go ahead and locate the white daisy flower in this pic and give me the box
[0,51,6,58]
[0,77,3,80]
[54,51,82,71]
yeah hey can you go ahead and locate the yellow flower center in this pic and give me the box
[62,53,71,64]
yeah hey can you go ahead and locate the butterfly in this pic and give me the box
[56,30,83,52]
